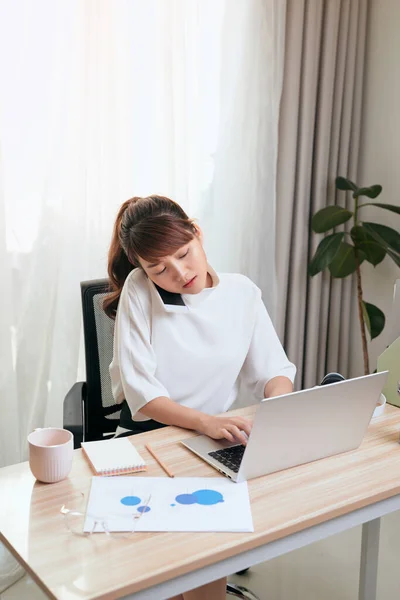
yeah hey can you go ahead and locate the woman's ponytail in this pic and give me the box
[103,200,135,319]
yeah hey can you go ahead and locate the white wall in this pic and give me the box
[349,0,400,376]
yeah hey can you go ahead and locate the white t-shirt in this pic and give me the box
[110,266,296,422]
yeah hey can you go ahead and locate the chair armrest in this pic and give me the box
[63,382,86,448]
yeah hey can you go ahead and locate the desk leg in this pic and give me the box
[359,518,381,600]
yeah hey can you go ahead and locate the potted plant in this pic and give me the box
[309,177,400,411]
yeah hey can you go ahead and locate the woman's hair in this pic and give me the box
[103,195,196,318]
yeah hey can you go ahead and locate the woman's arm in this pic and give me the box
[139,396,251,445]
[239,294,296,400]
[264,376,293,398]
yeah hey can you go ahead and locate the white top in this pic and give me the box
[110,267,296,422]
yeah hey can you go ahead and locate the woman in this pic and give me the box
[105,195,296,600]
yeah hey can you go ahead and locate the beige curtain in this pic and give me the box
[276,0,368,389]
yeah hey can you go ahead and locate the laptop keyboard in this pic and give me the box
[208,445,245,473]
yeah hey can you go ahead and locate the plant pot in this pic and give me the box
[372,393,386,418]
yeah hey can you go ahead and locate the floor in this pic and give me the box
[2,511,400,599]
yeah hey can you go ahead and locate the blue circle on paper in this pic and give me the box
[193,489,224,505]
[137,505,151,513]
[175,493,196,505]
[175,489,224,506]
[120,495,141,506]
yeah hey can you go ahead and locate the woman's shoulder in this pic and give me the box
[121,268,148,294]
[218,272,261,300]
[119,268,151,312]
[125,267,147,286]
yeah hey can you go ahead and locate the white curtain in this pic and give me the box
[0,0,286,468]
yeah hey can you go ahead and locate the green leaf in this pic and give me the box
[386,248,400,268]
[335,176,358,193]
[311,206,353,233]
[363,222,400,254]
[328,242,365,278]
[309,232,344,276]
[350,226,386,266]
[362,301,385,340]
[357,185,382,199]
[362,202,400,215]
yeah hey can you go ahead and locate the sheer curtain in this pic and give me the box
[0,0,286,468]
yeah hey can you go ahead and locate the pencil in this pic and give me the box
[145,444,175,478]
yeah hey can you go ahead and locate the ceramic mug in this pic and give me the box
[28,428,73,483]
[372,393,387,419]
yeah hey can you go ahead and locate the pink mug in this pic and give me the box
[28,428,73,483]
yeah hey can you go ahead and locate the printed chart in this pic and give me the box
[84,476,253,532]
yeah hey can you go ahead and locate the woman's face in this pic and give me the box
[138,232,211,294]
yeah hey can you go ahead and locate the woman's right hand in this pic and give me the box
[198,415,252,445]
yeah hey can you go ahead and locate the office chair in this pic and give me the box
[63,279,121,447]
[63,278,260,600]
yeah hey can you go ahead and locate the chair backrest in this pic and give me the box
[81,279,120,441]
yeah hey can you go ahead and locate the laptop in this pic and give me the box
[181,371,388,483]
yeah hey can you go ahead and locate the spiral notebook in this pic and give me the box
[81,438,146,476]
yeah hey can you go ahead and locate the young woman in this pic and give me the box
[105,195,296,600]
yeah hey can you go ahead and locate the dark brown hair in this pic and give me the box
[103,195,196,318]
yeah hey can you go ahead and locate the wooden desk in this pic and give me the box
[1,405,400,600]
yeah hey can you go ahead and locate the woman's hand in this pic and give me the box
[198,415,252,445]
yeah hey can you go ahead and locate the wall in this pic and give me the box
[349,0,400,376]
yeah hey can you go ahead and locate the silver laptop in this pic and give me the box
[181,372,388,483]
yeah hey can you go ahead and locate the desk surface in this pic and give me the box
[1,405,400,600]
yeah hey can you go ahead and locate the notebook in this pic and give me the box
[81,438,146,476]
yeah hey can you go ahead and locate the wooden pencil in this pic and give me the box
[145,443,175,478]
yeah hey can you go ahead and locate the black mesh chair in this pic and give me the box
[63,278,260,600]
[63,279,120,448]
